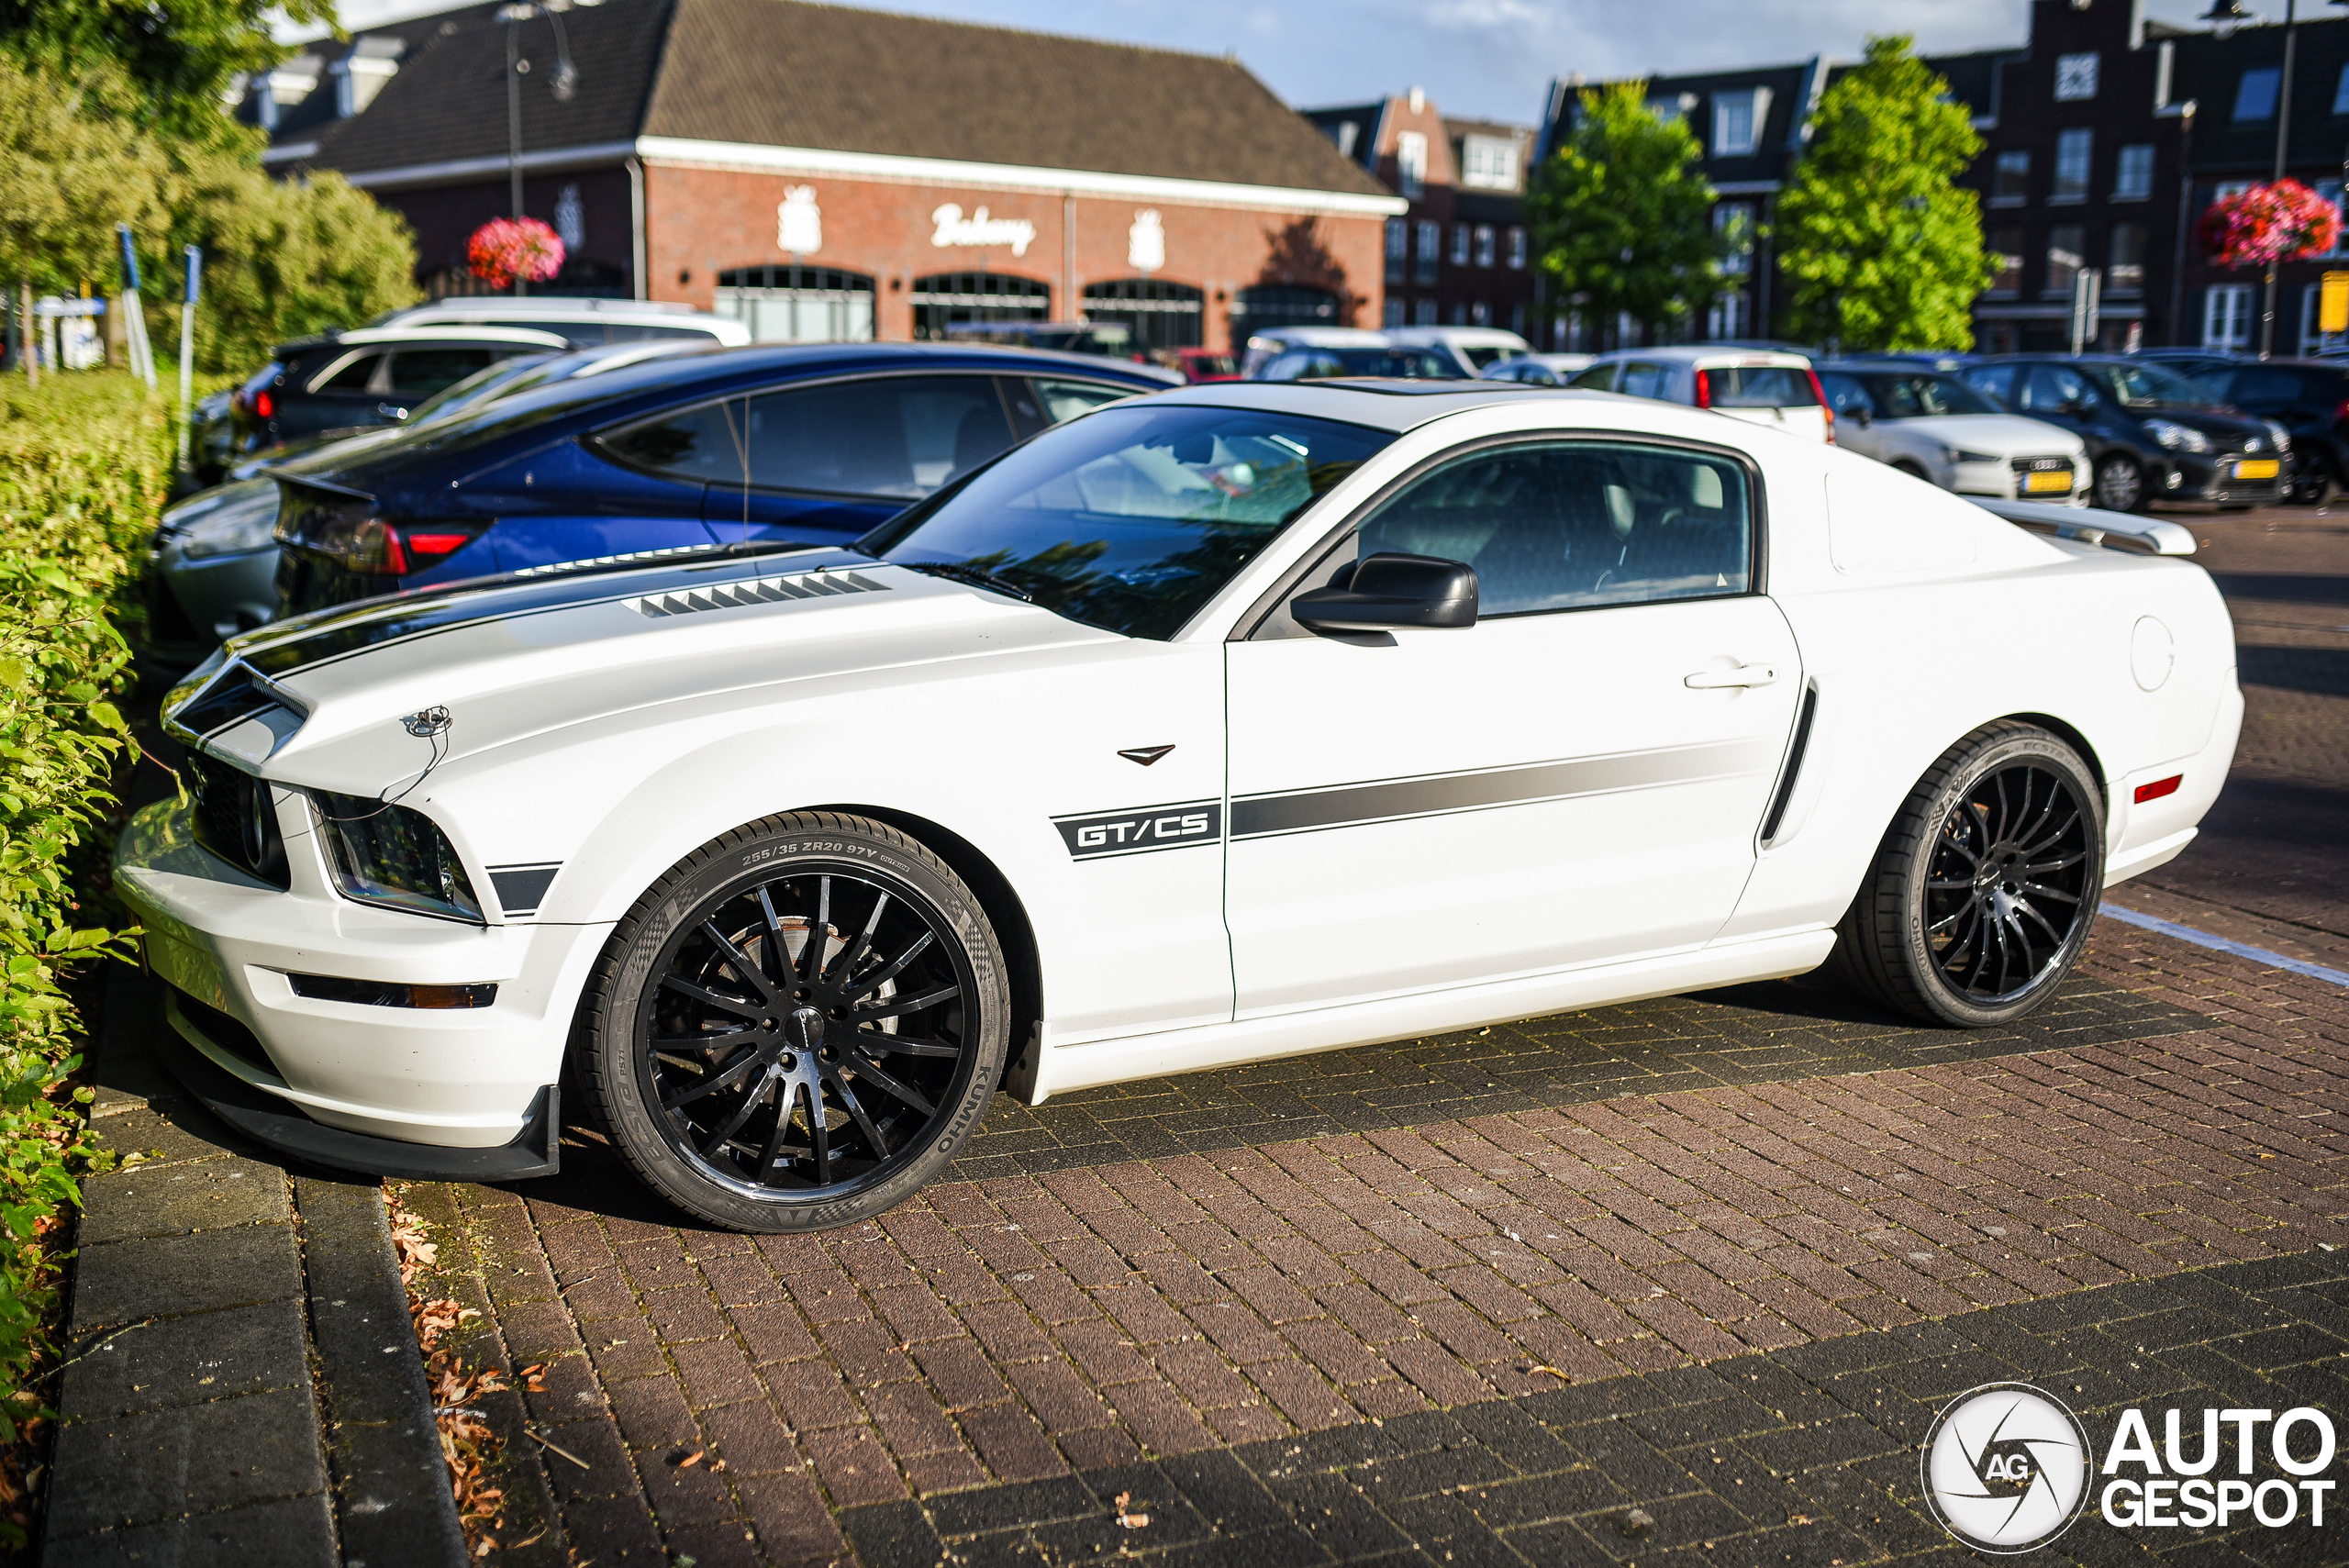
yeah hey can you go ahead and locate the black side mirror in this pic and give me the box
[1849,406,1873,428]
[1291,551,1478,633]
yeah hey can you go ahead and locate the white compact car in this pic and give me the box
[1817,362,2088,504]
[1572,347,1833,443]
[119,382,2240,1232]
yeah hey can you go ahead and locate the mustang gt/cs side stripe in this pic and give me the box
[1229,739,1781,841]
[1053,802,1222,861]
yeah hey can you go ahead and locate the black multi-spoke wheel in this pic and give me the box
[581,813,1008,1230]
[1828,723,2106,1028]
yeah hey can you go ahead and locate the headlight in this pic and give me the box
[2265,419,2292,452]
[176,485,283,560]
[2142,418,2210,453]
[1948,449,2000,463]
[312,793,484,922]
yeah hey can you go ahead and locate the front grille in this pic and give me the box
[184,751,290,888]
[2010,455,2075,474]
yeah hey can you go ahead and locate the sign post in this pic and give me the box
[2068,267,2103,357]
[116,224,157,389]
[177,247,201,465]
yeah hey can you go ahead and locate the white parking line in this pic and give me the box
[2099,903,2349,988]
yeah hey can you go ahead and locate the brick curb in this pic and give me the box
[40,966,464,1566]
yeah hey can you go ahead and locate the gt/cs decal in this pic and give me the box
[1053,801,1223,860]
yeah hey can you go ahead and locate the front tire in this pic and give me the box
[1828,723,2104,1028]
[578,812,1008,1232]
[2093,453,2145,513]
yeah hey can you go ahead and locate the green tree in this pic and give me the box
[1776,36,1990,351]
[1525,83,1718,346]
[0,0,336,139]
[0,60,168,295]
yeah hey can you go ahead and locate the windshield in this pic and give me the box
[1860,373,2001,417]
[403,356,545,423]
[2099,362,2210,409]
[862,405,1394,639]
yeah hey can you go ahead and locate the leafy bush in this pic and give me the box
[0,373,164,1454]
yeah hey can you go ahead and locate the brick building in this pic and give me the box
[250,0,1401,350]
[1301,92,1539,338]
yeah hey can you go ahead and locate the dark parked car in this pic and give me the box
[2186,357,2349,503]
[270,342,1173,614]
[228,326,571,457]
[1957,356,2288,511]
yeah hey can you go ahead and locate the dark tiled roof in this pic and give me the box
[644,0,1386,194]
[302,0,1386,198]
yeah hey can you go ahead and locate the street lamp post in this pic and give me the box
[497,0,582,297]
[2166,99,2198,346]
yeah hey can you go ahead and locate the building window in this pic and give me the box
[1460,134,1519,191]
[1397,130,1428,198]
[1469,300,1491,327]
[1507,226,1528,269]
[2055,51,2099,102]
[1331,120,1360,159]
[1416,220,1440,285]
[1987,228,2025,295]
[1451,224,1471,265]
[2334,63,2349,116]
[1414,298,1438,326]
[1992,150,2029,205]
[1229,284,1340,346]
[1714,202,1754,275]
[2205,283,2254,349]
[2317,181,2349,257]
[1474,225,1496,267]
[2234,66,2281,122]
[2053,129,2092,204]
[908,271,1049,339]
[2113,143,2154,201]
[1385,218,1406,285]
[1707,289,1750,340]
[1448,301,1469,326]
[2300,283,2347,353]
[2109,223,2146,296]
[1510,302,1526,333]
[1645,92,1690,125]
[713,264,877,342]
[1082,277,1206,352]
[1382,297,1404,327]
[2045,227,2085,297]
[1711,86,1771,156]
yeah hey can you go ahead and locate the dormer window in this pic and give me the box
[1711,87,1771,157]
[331,36,406,117]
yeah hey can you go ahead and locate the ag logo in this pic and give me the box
[1921,1382,2091,1553]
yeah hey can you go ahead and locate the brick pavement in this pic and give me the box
[402,914,2348,1567]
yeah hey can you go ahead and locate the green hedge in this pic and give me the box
[0,373,169,1463]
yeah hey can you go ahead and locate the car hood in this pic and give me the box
[2128,406,2272,440]
[1888,414,2085,454]
[165,548,1119,796]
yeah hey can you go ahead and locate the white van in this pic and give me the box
[369,298,750,349]
[1386,325,1531,377]
[1572,345,1832,443]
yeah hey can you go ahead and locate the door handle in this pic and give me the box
[1685,662,1778,690]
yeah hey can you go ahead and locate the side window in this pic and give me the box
[1567,363,1619,391]
[1353,440,1753,617]
[1032,378,1139,423]
[742,375,1012,498]
[308,350,383,394]
[1960,363,2017,406]
[595,399,748,484]
[1817,373,1875,418]
[2023,364,2095,413]
[385,348,503,397]
[1618,361,1670,399]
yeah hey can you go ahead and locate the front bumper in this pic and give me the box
[1951,455,2090,506]
[115,794,610,1162]
[2160,451,2286,506]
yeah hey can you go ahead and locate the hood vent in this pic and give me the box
[629,567,891,618]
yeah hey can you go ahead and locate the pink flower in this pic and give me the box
[468,217,566,288]
[2199,179,2342,270]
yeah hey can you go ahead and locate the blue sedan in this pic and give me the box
[268,343,1176,615]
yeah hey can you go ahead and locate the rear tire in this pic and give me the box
[1827,723,2105,1028]
[576,812,1008,1232]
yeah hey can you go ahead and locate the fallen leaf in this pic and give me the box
[1527,1365,1569,1380]
[677,1449,706,1468]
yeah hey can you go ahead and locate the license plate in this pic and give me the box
[2235,458,2279,480]
[2023,470,2074,494]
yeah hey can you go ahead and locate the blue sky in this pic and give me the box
[320,0,2257,125]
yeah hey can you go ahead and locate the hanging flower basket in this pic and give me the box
[467,217,565,289]
[2198,179,2342,270]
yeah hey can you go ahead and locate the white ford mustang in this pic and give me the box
[118,382,2240,1231]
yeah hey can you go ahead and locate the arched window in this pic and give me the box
[1230,284,1340,347]
[1082,277,1204,352]
[911,272,1051,339]
[714,264,876,343]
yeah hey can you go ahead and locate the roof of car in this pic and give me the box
[1248,327,1392,348]
[273,325,575,354]
[1586,345,1809,367]
[1386,327,1532,347]
[1137,379,1593,432]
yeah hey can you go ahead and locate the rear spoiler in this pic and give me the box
[1973,496,2197,557]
